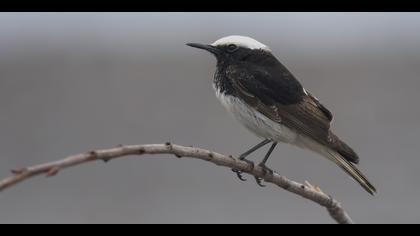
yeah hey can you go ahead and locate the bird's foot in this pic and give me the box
[231,158,254,181]
[254,164,274,187]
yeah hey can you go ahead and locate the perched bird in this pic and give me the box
[187,35,376,195]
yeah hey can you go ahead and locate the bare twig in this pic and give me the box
[0,143,353,224]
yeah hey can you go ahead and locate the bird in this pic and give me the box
[186,35,376,195]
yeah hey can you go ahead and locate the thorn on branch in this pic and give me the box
[89,150,109,163]
[46,167,60,177]
[165,142,175,152]
[203,152,215,161]
[88,150,98,158]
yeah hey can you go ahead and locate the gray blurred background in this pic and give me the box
[0,13,419,224]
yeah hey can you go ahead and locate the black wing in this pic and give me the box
[226,64,333,144]
[225,62,305,106]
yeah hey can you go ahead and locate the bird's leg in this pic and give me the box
[255,142,277,187]
[232,139,271,181]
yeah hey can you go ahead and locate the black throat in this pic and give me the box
[214,61,234,95]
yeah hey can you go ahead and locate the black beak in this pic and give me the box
[186,43,220,55]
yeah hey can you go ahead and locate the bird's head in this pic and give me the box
[187,35,273,65]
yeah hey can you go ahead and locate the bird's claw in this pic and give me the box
[231,159,255,182]
[232,168,247,181]
[254,164,274,187]
[255,176,266,187]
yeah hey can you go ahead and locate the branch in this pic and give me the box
[0,143,353,224]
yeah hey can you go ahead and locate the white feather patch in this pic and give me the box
[214,87,297,143]
[211,35,270,51]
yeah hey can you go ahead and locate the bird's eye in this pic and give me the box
[227,44,238,52]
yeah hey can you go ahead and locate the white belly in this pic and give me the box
[214,88,339,165]
[214,90,333,158]
[215,89,298,144]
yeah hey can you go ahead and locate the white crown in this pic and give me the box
[211,35,270,51]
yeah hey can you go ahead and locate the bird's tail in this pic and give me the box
[326,149,376,195]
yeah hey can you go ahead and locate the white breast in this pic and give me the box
[214,87,298,144]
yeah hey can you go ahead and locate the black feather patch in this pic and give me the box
[329,133,360,164]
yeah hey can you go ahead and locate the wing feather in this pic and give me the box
[226,64,332,144]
